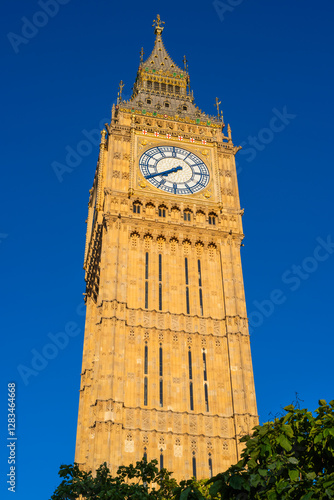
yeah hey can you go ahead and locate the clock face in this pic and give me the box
[139,146,210,195]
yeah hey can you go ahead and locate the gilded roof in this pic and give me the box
[142,33,184,75]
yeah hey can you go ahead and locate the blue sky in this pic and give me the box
[1,0,334,498]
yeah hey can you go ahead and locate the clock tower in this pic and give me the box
[75,15,258,481]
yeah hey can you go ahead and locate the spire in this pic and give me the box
[142,15,184,75]
[119,15,222,127]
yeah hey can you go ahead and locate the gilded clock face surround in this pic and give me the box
[139,146,210,195]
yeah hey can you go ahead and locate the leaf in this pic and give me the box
[319,399,327,406]
[300,492,313,500]
[306,472,316,480]
[276,480,289,494]
[247,458,257,469]
[180,486,191,500]
[283,424,294,438]
[314,433,323,444]
[249,474,262,488]
[288,470,299,481]
[229,475,244,490]
[277,434,292,451]
[209,480,222,497]
[268,490,278,500]
[288,457,299,465]
[323,480,334,488]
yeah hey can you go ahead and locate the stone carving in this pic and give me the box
[171,316,178,329]
[189,415,197,433]
[173,414,182,433]
[195,240,204,256]
[143,434,149,445]
[213,322,220,335]
[124,433,134,453]
[126,409,134,426]
[144,313,150,327]
[204,417,213,433]
[158,413,166,430]
[142,411,150,428]
[220,419,228,434]
[158,315,164,328]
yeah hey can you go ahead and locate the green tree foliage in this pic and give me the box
[50,458,178,500]
[208,400,334,500]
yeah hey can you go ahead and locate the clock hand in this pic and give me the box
[145,166,182,179]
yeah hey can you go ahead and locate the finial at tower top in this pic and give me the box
[152,14,165,35]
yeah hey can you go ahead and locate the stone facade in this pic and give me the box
[75,16,258,481]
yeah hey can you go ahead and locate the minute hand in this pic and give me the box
[145,166,182,179]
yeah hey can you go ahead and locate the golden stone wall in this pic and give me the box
[75,107,258,481]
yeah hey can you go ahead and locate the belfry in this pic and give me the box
[75,15,258,481]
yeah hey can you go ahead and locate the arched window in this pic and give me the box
[184,210,192,222]
[147,80,152,89]
[158,205,167,217]
[192,454,197,478]
[133,202,141,214]
[208,213,217,225]
[208,454,213,478]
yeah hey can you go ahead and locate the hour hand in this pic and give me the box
[145,166,182,179]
